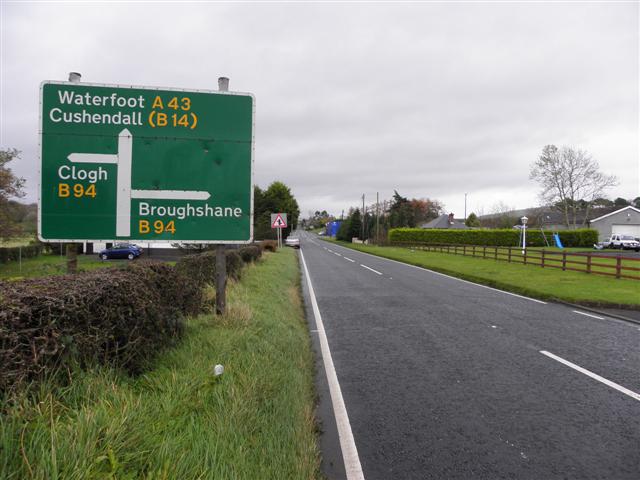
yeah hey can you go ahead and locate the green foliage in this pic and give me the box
[388,191,444,228]
[465,212,481,227]
[0,249,320,479]
[253,182,300,240]
[0,149,26,240]
[389,228,598,247]
[336,208,364,241]
[0,244,42,264]
[237,245,262,264]
[336,218,351,241]
[175,249,245,286]
[0,262,201,394]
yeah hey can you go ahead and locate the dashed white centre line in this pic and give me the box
[540,350,640,402]
[360,264,383,275]
[344,257,356,263]
[572,310,605,320]
[334,252,342,257]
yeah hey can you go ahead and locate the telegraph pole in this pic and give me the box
[376,192,380,245]
[361,194,365,240]
[464,193,468,221]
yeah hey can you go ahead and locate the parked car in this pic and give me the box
[600,234,640,251]
[98,243,143,260]
[285,237,300,249]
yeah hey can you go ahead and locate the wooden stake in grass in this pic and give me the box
[66,243,78,274]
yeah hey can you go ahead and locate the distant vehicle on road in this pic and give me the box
[285,237,300,249]
[98,243,143,260]
[598,234,640,251]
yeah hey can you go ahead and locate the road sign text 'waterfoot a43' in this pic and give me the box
[39,81,254,244]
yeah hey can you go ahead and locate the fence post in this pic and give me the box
[494,246,498,261]
[616,255,622,279]
[562,251,567,271]
[483,246,486,259]
[473,245,476,257]
[541,249,545,268]
[463,245,466,256]
[586,253,592,274]
[508,246,512,263]
[523,248,527,265]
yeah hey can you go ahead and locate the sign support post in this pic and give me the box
[215,77,230,316]
[66,71,82,273]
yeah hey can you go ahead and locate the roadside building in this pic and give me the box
[588,206,640,241]
[420,213,469,229]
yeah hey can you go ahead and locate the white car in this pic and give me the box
[285,237,300,249]
[602,234,640,251]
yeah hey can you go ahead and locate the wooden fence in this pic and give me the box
[391,242,640,281]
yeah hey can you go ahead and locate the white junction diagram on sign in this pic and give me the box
[67,128,211,237]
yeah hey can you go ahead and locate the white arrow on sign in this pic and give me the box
[67,128,211,237]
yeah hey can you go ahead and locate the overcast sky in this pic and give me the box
[1,1,638,219]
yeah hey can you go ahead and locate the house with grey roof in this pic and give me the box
[420,213,469,229]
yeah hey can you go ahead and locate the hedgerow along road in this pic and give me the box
[298,231,640,480]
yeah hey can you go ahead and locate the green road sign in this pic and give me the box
[39,81,254,244]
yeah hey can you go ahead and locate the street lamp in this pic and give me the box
[521,216,528,254]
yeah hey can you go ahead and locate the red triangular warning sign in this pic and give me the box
[272,214,287,228]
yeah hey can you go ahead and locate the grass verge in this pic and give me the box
[1,248,320,479]
[327,240,640,309]
[0,254,130,280]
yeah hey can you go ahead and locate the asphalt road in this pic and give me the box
[297,232,640,480]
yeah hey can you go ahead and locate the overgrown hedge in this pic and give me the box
[0,243,272,394]
[0,244,42,264]
[389,228,598,248]
[0,262,201,393]
[175,249,245,286]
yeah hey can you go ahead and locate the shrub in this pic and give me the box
[175,249,245,286]
[238,245,262,264]
[0,244,42,264]
[261,240,277,252]
[389,228,598,248]
[0,262,201,393]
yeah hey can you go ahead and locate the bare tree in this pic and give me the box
[530,145,618,228]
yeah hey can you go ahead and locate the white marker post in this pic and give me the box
[521,216,528,255]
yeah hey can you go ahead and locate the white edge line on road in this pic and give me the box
[360,264,383,275]
[540,350,640,402]
[300,250,365,480]
[344,257,356,263]
[572,310,605,320]
[325,242,546,305]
